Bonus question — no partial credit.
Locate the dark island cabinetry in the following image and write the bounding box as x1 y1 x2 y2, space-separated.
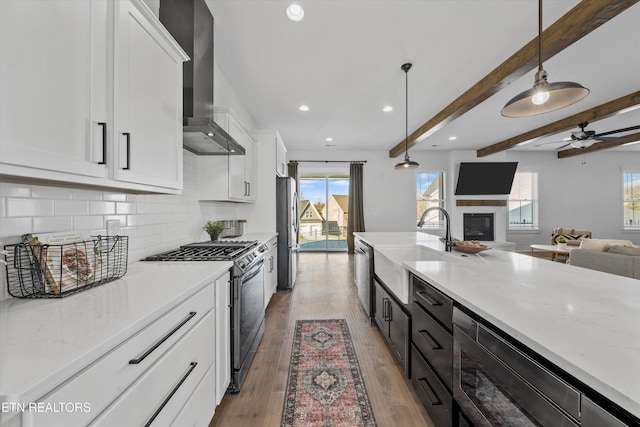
411 274 454 427
373 278 410 376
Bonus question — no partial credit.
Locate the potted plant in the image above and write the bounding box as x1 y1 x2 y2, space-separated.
204 221 224 241
556 236 568 250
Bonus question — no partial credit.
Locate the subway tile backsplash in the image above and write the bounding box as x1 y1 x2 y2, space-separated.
0 150 236 301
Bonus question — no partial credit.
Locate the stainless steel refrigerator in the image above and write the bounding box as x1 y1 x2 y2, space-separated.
276 176 299 290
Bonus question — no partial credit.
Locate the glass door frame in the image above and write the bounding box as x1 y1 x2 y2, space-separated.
298 173 349 252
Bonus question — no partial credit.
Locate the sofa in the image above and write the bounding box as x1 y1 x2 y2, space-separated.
568 239 640 279
551 227 592 246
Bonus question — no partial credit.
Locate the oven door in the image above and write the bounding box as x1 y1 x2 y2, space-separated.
234 258 265 369
453 309 578 427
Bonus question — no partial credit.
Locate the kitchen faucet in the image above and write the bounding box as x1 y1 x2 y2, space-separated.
417 207 453 252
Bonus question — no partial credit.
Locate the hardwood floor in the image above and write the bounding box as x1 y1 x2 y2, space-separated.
209 252 434 427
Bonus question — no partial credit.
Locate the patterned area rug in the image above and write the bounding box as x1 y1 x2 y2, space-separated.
282 319 376 427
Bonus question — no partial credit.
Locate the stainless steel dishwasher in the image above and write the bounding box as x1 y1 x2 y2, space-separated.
354 238 373 319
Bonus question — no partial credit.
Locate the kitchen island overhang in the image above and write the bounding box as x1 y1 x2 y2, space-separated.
355 231 640 422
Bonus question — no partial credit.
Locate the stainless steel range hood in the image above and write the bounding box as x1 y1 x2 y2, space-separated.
159 0 243 155
183 117 245 155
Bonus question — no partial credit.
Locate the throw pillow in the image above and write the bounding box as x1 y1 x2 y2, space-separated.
608 245 640 256
579 238 634 252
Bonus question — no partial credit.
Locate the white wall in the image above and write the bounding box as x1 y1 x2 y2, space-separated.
504 150 640 249
287 148 640 250
0 151 239 301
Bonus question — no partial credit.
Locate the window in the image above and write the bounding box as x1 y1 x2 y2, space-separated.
508 172 538 229
624 171 640 228
416 172 444 228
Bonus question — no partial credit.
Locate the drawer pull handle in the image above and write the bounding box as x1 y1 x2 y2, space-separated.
129 311 197 364
417 377 442 406
144 361 198 427
418 329 442 350
416 291 441 307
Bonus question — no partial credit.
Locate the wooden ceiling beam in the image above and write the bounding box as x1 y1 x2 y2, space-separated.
557 131 640 158
476 91 640 157
388 0 640 159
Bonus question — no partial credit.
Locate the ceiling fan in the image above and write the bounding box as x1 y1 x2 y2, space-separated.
535 122 640 149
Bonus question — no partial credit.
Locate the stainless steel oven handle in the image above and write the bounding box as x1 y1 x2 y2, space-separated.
241 259 265 282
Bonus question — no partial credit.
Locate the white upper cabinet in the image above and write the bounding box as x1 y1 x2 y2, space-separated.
112 0 187 190
276 133 288 177
243 136 257 202
0 0 108 180
0 0 188 193
198 107 256 203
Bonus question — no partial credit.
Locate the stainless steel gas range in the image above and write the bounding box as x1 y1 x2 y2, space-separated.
145 240 268 393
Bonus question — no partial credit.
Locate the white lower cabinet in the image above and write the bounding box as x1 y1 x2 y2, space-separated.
90 310 215 426
172 363 217 427
264 237 278 308
23 270 232 427
215 272 231 405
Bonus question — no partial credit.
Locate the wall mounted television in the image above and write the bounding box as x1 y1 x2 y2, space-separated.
454 162 518 195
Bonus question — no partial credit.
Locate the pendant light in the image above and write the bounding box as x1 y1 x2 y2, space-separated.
501 0 589 118
395 63 420 170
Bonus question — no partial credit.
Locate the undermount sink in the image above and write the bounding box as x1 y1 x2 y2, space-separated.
373 246 443 304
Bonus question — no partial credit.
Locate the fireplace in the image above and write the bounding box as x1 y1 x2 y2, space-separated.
463 213 494 241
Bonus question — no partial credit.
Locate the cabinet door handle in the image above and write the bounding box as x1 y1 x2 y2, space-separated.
144 361 198 427
129 311 197 364
269 256 274 272
247 182 251 196
418 329 442 350
417 378 442 406
97 122 107 165
122 132 131 170
386 299 392 322
416 291 441 307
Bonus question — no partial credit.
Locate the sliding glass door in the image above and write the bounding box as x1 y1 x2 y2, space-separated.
298 175 349 251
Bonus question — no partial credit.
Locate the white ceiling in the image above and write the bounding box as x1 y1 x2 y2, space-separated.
205 0 640 156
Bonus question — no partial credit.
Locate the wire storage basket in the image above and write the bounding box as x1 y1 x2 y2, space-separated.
3 236 128 298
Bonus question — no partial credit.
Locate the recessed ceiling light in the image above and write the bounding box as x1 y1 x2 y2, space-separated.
286 3 304 22
325 137 333 142
448 136 457 141
383 106 393 112
299 105 309 112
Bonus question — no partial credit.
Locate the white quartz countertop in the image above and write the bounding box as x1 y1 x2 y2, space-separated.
355 232 640 418
0 261 232 404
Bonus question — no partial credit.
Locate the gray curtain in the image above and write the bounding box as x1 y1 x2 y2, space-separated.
287 161 299 243
287 161 298 183
347 162 365 253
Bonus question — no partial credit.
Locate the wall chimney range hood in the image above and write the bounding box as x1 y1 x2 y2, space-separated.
159 0 243 155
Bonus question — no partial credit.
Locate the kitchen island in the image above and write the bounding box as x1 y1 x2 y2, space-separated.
355 232 640 425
